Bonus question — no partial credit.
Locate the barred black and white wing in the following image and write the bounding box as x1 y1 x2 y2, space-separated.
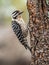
12 21 31 51
12 21 32 52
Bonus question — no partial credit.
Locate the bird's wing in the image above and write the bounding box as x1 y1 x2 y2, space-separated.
12 21 28 49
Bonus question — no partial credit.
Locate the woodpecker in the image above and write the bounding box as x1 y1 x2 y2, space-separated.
11 10 32 52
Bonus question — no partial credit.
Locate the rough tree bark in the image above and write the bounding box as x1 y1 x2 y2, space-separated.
27 0 49 65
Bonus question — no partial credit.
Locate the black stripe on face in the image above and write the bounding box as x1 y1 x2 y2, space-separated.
12 10 19 19
12 10 19 14
12 14 18 19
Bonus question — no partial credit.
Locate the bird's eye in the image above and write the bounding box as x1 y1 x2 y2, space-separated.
16 11 19 13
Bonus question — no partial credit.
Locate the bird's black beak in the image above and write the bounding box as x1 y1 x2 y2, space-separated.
12 11 24 19
18 11 24 15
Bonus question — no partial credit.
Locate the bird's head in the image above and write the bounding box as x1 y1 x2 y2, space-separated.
12 10 23 19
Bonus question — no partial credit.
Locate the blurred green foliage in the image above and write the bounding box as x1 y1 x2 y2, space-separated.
0 0 29 25
46 0 49 5
0 0 49 26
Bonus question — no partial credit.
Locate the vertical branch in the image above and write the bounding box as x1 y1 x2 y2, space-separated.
27 0 49 65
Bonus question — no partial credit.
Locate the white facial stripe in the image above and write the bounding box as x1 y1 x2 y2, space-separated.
12 12 19 18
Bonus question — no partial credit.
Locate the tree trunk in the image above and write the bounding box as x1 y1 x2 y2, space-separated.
27 0 49 65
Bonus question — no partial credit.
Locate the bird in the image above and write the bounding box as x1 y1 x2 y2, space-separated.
11 10 32 52
0 10 32 65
